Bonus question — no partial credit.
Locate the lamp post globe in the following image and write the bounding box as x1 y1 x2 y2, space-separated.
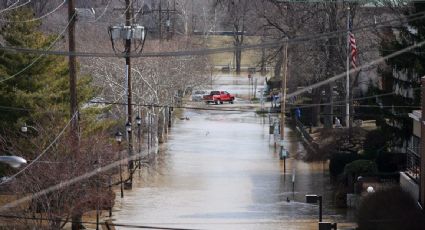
125 122 132 133
136 115 142 126
20 125 28 133
367 186 375 193
115 131 123 143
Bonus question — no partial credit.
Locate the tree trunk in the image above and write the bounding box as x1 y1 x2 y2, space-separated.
71 215 82 230
157 110 165 143
274 46 284 79
235 44 242 74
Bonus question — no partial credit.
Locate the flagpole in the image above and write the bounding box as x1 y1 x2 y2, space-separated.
346 7 350 127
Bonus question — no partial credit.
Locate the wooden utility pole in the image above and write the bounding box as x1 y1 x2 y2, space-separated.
68 2 81 229
68 0 78 141
125 0 134 185
159 0 162 41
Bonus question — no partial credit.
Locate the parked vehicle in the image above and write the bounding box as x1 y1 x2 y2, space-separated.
203 91 235 104
191 90 208 102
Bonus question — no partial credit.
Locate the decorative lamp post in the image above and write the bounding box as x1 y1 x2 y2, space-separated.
136 115 142 126
136 114 142 169
115 131 124 198
125 122 132 133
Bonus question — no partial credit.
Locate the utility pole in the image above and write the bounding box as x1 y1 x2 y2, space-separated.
68 1 80 229
125 0 134 186
346 7 350 128
68 0 78 143
280 40 288 171
110 0 145 191
166 1 170 41
159 0 162 41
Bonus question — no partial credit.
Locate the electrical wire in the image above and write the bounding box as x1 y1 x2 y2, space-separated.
288 87 422 109
0 12 76 84
87 86 422 112
89 0 112 23
0 0 19 14
0 111 78 186
0 105 32 111
0 0 31 15
0 91 418 212
118 0 133 19
0 84 421 113
0 0 66 23
0 143 139 212
0 9 424 58
0 214 202 230
286 39 425 99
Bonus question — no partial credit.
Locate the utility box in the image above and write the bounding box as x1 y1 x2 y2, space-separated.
306 194 318 203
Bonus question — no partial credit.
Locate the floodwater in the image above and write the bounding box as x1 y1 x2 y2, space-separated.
112 74 354 230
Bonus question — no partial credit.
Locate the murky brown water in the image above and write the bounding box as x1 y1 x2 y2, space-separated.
112 75 354 230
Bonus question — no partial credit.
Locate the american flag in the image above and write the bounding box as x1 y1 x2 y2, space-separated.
349 19 357 69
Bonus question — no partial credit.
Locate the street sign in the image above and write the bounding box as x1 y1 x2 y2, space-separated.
280 147 288 159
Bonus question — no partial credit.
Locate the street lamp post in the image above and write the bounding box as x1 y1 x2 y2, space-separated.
0 156 27 168
124 122 133 188
115 131 124 198
136 114 142 169
306 194 323 222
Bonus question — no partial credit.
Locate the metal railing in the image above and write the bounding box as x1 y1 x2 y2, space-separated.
405 149 421 183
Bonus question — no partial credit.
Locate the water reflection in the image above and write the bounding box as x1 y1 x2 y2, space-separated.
113 75 353 230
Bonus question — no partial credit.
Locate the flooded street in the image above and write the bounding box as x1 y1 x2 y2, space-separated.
113 75 354 230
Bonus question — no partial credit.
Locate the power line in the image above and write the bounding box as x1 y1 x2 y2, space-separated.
89 87 420 112
0 85 420 113
0 0 19 14
0 105 32 111
0 0 66 23
0 214 202 230
288 87 422 109
0 91 419 212
0 111 78 186
0 9 424 59
0 11 76 84
89 0 112 23
0 0 31 15
286 39 425 99
88 100 261 113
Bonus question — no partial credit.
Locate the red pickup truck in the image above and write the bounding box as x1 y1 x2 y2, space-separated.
203 91 235 104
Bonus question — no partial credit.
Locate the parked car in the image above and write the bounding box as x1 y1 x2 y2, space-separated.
203 91 235 104
191 90 208 101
